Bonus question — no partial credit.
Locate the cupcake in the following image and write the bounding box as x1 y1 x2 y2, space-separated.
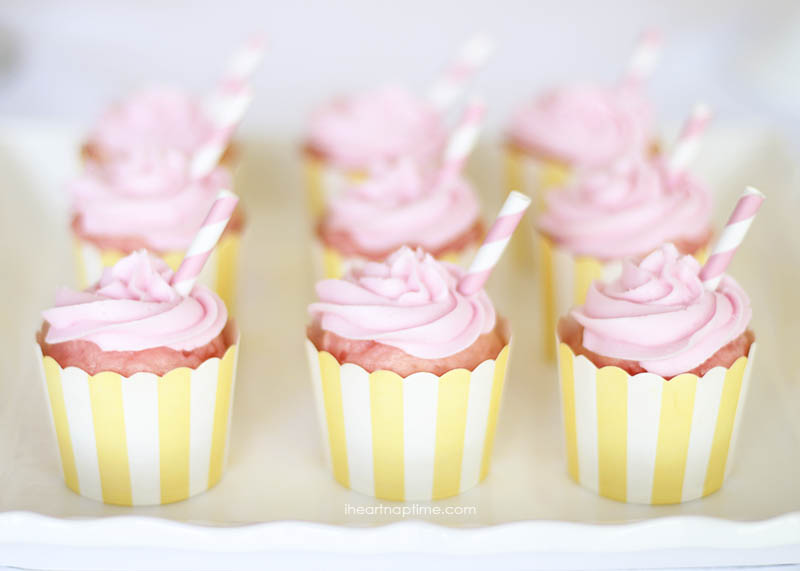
303 86 448 219
81 87 238 167
37 251 239 505
306 247 510 500
68 150 244 310
536 155 712 357
314 159 483 278
556 244 755 504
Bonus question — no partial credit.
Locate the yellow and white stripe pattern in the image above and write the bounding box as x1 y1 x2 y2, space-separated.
311 239 477 281
557 342 755 504
538 237 709 360
73 232 241 312
37 343 239 506
303 155 366 221
306 340 510 501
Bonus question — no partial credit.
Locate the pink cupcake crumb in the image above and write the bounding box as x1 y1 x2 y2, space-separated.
558 315 754 379
38 322 237 377
308 319 509 377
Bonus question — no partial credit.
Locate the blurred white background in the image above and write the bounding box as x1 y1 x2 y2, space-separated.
0 0 799 145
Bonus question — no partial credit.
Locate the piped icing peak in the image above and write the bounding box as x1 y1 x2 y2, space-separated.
85 87 217 160
306 86 446 169
508 84 653 167
69 149 233 253
42 251 227 352
321 159 480 256
572 244 751 376
308 247 496 359
537 155 711 260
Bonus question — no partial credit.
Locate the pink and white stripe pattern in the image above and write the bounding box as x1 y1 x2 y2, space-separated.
458 191 532 296
428 34 494 111
699 186 765 290
192 37 265 178
623 29 663 85
437 99 486 185
668 103 712 172
172 189 240 296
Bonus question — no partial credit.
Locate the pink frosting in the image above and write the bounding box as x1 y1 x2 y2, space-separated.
308 247 496 359
323 160 480 255
69 150 232 253
572 244 751 377
42 251 227 352
537 156 711 260
85 87 217 160
306 86 446 170
508 84 653 167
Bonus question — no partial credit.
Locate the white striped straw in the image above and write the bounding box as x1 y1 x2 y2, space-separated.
171 189 240 297
458 191 532 296
428 33 494 111
623 29 663 85
437 98 486 186
699 186 765 291
668 103 712 173
192 37 265 178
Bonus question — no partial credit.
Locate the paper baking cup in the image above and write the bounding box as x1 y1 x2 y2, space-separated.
303 154 365 220
37 342 239 506
306 339 511 501
556 341 755 504
310 238 477 280
538 237 709 360
73 231 241 312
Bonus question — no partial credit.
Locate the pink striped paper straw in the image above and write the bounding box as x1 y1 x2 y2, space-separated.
437 98 486 185
458 191 532 296
428 34 494 111
668 103 712 172
192 37 265 178
622 29 663 85
699 186 765 291
172 189 240 296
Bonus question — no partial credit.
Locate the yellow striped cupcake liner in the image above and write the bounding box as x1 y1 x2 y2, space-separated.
73 232 241 312
556 341 755 504
311 239 477 280
37 341 239 506
303 154 366 221
538 237 709 360
306 339 511 501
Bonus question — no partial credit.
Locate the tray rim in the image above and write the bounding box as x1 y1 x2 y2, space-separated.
1 510 799 554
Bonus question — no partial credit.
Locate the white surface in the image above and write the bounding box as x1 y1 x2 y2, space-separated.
0 121 798 568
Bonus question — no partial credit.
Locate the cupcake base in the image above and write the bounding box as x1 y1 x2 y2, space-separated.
556 336 755 504
306 338 511 501
37 335 240 506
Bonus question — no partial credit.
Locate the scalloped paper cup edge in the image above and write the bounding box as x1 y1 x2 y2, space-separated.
306 338 511 501
556 338 756 504
36 338 240 506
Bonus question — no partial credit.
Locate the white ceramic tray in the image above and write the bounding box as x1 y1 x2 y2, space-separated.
0 120 798 569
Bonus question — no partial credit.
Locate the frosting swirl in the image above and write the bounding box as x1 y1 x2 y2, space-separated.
69 150 233 253
85 87 217 161
321 160 480 256
306 86 446 169
508 84 653 167
42 251 227 352
538 156 711 260
308 247 496 359
572 244 751 377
